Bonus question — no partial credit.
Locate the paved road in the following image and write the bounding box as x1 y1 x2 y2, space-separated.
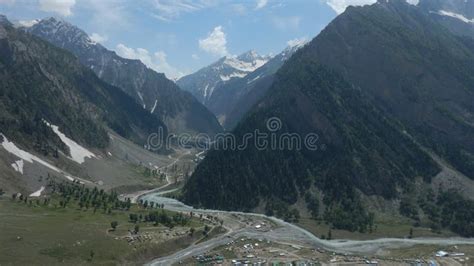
141 193 474 265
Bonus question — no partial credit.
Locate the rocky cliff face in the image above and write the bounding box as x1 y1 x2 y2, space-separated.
26 17 222 136
177 50 271 104
0 16 164 153
206 41 307 129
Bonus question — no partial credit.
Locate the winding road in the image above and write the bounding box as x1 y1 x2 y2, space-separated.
140 192 474 265
119 150 191 203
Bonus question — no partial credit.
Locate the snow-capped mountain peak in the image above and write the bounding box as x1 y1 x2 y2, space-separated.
26 17 100 49
279 39 309 61
177 50 272 102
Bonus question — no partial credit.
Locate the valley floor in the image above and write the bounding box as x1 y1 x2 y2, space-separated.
0 197 224 265
2 134 474 265
139 192 474 266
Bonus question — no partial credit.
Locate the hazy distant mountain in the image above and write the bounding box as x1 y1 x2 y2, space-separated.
176 51 271 105
184 0 474 235
25 17 222 136
419 0 474 38
207 41 307 129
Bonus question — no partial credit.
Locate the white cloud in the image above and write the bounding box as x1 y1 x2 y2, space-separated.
89 33 108 44
325 0 375 14
255 0 268 10
17 19 40 27
199 25 229 57
325 0 419 14
115 44 184 79
272 16 301 31
192 54 200 60
39 0 76 17
151 0 216 21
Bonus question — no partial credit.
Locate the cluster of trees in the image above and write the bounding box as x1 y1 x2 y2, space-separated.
11 192 52 206
138 199 164 209
399 188 474 237
320 229 332 240
440 144 474 180
264 198 300 223
437 191 474 237
305 192 320 219
48 179 131 213
129 210 190 228
139 164 164 180
183 62 438 235
323 202 375 233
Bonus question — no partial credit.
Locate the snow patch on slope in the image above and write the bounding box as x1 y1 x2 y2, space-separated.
11 159 24 174
224 56 268 73
247 75 262 84
1 134 62 173
137 91 146 109
44 121 96 164
30 186 45 197
220 72 247 81
151 100 158 114
1 134 93 184
438 10 474 23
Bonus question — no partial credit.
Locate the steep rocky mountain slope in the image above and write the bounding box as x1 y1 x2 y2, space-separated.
0 15 180 194
419 0 474 38
26 17 222 136
0 16 163 153
176 51 271 105
183 0 474 233
307 0 474 179
207 42 307 129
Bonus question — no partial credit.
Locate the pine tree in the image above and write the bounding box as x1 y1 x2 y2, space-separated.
111 221 118 231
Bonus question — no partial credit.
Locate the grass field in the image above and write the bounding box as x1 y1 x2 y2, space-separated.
0 197 209 265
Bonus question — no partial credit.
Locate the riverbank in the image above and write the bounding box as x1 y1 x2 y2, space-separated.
139 192 474 265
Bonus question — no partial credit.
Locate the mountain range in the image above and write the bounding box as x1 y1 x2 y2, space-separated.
1 0 474 238
177 42 306 128
0 15 163 155
183 0 474 235
24 17 222 136
208 41 307 129
176 51 270 112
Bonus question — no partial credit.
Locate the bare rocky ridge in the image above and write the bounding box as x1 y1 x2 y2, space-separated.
177 50 271 105
26 18 222 136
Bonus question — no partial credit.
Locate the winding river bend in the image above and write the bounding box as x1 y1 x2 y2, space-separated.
140 192 474 265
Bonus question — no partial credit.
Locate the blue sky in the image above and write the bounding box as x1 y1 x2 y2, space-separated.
0 0 382 79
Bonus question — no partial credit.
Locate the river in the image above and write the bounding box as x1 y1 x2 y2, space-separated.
140 192 474 265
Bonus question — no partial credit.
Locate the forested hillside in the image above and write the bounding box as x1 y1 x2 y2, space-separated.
0 16 164 156
183 0 474 234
